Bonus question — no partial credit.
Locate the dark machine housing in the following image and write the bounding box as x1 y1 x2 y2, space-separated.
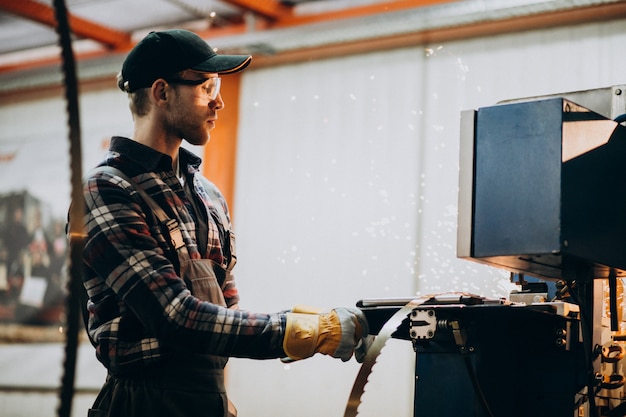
457 93 626 280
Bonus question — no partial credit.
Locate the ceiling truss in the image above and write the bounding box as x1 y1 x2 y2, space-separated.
0 0 625 77
0 0 456 73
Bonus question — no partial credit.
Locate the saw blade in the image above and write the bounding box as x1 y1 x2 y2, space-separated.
344 296 432 417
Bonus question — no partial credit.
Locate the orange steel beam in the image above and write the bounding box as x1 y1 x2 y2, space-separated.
0 0 131 49
220 0 455 27
221 0 293 20
250 1 626 68
272 0 458 28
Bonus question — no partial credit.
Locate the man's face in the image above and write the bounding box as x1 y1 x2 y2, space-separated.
164 71 224 146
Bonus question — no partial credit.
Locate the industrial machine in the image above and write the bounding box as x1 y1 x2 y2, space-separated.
357 85 626 417
455 85 626 417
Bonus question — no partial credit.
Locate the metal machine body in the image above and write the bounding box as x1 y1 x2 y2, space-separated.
358 295 587 417
410 300 584 417
451 84 626 416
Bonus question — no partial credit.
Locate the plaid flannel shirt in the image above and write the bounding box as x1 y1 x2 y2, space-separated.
82 136 285 374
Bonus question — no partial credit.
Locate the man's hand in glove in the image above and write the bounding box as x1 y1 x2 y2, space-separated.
283 305 371 362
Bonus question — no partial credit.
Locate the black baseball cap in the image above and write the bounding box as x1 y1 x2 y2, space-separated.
119 29 252 93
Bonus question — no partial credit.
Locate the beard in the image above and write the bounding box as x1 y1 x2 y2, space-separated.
165 94 213 146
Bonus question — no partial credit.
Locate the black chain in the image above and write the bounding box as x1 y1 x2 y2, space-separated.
52 1 84 417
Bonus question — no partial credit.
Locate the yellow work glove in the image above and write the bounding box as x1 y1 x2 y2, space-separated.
283 305 370 362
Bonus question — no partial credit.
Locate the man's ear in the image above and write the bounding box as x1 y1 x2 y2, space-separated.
151 79 169 103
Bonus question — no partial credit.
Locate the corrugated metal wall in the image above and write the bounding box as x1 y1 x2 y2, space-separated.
0 15 625 417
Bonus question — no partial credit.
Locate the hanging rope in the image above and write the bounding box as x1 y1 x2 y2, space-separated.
52 1 84 416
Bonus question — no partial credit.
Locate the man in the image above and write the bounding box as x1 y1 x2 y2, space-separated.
79 29 369 417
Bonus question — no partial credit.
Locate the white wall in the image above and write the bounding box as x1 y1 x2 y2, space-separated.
0 16 625 417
